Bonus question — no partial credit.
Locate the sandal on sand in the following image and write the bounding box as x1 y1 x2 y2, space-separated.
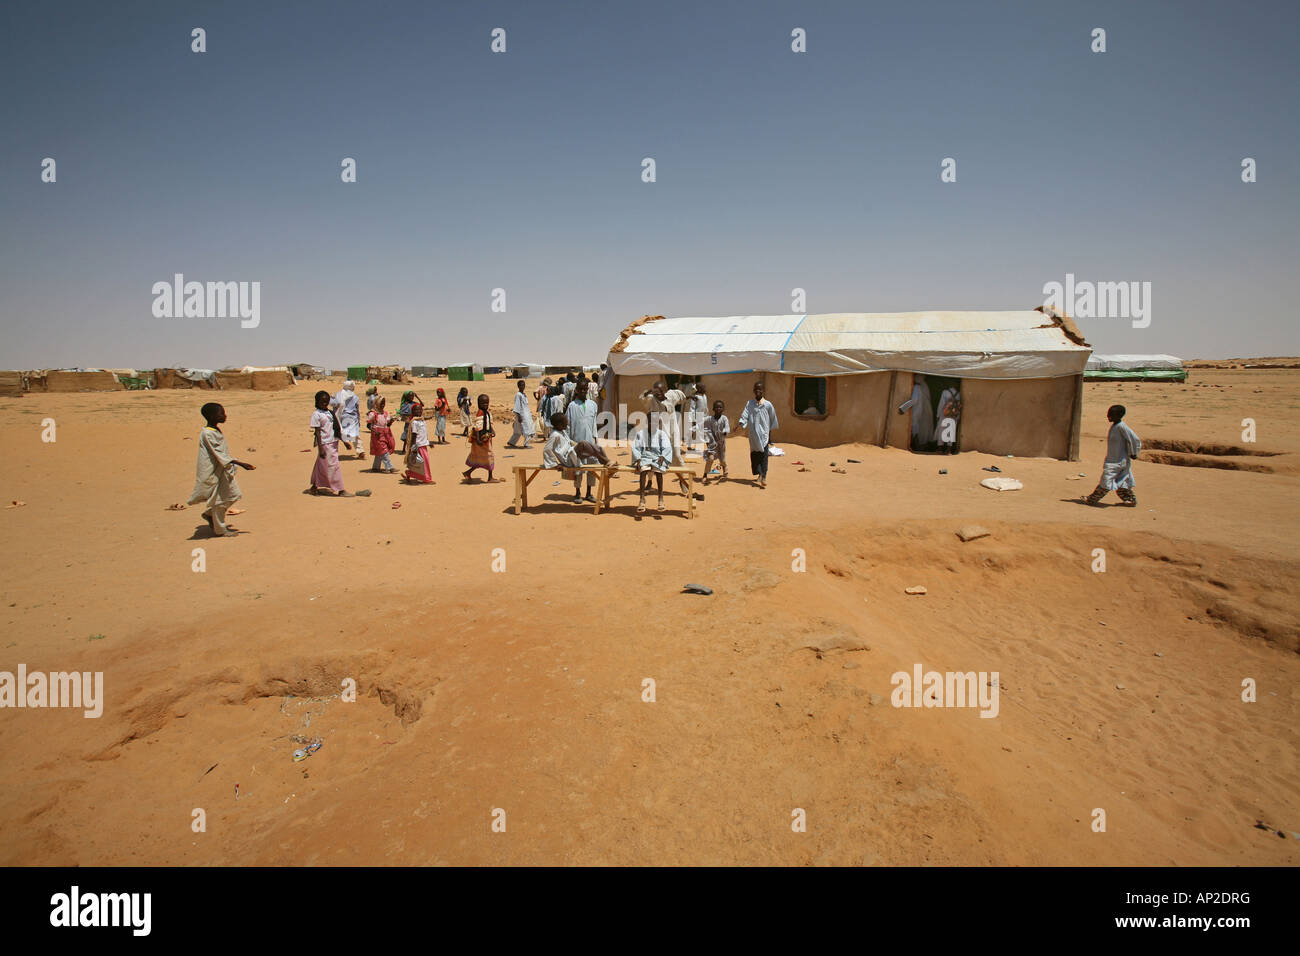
657 502 666 512
637 503 646 514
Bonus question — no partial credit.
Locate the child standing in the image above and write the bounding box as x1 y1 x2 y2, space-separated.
433 388 450 444
309 390 350 496
402 403 435 484
1085 404 1142 506
187 402 255 536
456 387 473 437
701 399 730 483
631 412 672 513
367 395 397 473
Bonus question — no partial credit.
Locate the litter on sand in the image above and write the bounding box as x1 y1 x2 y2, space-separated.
292 737 323 762
905 586 928 595
982 465 1001 473
355 489 372 497
939 469 948 475
831 467 847 474
847 458 862 464
956 525 991 542
769 447 784 456
980 477 1023 492
166 503 186 511
391 501 402 509
681 583 713 595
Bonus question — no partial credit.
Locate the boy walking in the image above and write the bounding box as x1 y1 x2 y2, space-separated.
738 380 779 488
1085 405 1142 506
188 403 255 536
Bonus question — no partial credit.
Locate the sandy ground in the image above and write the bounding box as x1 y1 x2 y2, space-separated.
0 369 1297 865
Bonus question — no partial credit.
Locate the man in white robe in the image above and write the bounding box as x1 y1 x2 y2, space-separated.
898 374 934 450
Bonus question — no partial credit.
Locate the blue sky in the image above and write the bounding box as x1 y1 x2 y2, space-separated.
1 0 1296 369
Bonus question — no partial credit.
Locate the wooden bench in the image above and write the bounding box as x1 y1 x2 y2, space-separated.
512 463 696 518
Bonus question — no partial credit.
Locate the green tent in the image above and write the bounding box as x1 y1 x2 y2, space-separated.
447 364 484 381
346 365 368 381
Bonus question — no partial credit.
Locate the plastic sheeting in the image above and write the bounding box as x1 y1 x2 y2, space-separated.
1085 354 1183 372
608 312 1091 380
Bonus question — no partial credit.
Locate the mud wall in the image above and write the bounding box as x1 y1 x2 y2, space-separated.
960 376 1077 459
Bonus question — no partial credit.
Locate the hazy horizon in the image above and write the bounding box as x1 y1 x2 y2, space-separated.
2 0 1297 370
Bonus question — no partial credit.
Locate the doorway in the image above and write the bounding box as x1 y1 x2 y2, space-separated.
907 374 962 453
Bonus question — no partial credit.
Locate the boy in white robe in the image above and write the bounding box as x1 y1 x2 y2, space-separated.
507 380 536 448
1085 405 1142 506
738 381 779 488
631 412 673 512
640 381 690 492
543 410 609 504
187 403 255 536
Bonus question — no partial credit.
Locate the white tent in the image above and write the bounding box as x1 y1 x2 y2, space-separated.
1086 354 1183 371
609 311 1089 380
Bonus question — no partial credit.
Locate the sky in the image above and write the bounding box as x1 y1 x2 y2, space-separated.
1 0 1297 370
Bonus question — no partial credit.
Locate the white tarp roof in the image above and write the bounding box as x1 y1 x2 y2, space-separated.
1086 354 1183 371
609 312 1091 380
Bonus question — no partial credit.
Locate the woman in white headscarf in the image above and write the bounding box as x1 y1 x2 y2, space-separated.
331 380 364 459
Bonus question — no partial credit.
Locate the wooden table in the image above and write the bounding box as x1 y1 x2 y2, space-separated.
512 463 696 518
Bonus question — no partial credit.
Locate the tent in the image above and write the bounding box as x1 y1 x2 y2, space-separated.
447 363 484 381
154 368 218 389
367 365 410 384
289 363 324 380
605 309 1092 459
1085 354 1186 382
507 363 546 379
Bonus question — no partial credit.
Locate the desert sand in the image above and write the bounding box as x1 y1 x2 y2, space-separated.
0 368 1297 865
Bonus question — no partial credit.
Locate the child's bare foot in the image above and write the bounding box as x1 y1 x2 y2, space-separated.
758 478 766 488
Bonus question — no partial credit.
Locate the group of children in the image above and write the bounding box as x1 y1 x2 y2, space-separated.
187 381 1145 534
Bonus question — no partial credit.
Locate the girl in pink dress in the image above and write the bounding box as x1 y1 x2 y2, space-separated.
309 390 349 495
